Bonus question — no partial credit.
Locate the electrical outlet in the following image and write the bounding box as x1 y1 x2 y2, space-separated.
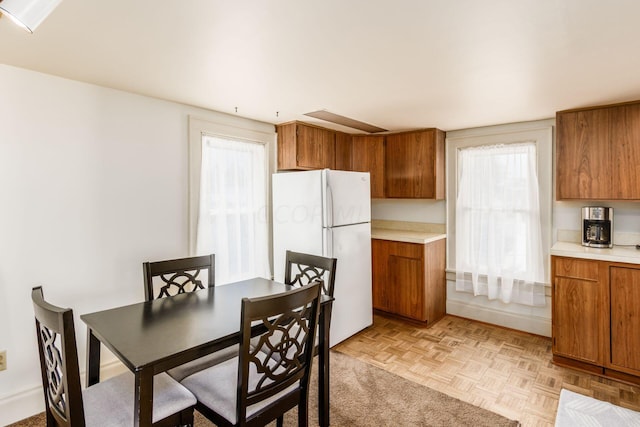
0 350 6 371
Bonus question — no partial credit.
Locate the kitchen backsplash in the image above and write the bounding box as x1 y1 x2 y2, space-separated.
372 219 446 234
557 229 640 247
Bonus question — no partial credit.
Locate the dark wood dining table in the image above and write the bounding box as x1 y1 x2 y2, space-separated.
81 277 334 427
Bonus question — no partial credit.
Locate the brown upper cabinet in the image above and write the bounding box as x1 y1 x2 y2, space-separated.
334 131 352 171
556 101 640 200
385 129 445 199
351 135 386 198
276 121 446 200
276 121 335 170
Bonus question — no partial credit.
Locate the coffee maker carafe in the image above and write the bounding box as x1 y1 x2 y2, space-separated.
581 207 613 248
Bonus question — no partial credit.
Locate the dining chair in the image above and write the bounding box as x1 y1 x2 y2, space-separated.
143 253 216 301
31 286 196 427
142 253 237 382
284 250 337 355
284 250 337 299
180 281 323 427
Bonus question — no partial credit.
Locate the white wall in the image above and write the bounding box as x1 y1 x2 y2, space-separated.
372 199 446 223
555 200 640 237
0 64 274 425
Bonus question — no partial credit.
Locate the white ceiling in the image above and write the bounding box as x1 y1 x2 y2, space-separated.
2 0 640 133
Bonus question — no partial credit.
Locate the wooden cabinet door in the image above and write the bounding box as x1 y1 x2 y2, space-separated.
296 123 335 170
385 129 445 199
352 135 385 198
334 131 352 171
553 276 601 363
556 108 611 200
373 240 425 321
372 239 389 311
277 122 336 170
609 266 640 374
424 238 446 324
610 104 640 199
387 253 424 320
552 257 602 364
277 122 298 170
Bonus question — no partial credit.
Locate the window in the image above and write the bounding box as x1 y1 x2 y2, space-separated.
189 116 275 284
446 121 552 306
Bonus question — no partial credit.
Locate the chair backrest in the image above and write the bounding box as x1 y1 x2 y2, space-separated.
237 282 322 424
284 250 337 298
143 254 215 301
31 286 85 427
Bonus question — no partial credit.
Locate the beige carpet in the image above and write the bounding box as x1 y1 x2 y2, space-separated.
10 351 519 426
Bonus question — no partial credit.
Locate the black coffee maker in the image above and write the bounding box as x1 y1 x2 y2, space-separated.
581 207 613 248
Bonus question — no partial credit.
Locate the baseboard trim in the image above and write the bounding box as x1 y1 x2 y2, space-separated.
0 360 127 426
447 299 552 337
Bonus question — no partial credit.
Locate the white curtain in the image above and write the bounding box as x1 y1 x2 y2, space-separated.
196 135 270 285
455 142 545 306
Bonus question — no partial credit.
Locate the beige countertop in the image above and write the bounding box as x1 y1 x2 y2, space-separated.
371 228 446 244
551 241 640 265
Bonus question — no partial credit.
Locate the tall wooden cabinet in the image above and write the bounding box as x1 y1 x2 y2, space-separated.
351 135 386 198
385 129 445 199
556 101 640 200
552 255 640 383
276 121 335 170
372 238 446 324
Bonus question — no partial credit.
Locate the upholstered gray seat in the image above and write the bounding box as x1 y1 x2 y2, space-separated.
181 355 298 425
166 344 239 382
83 371 196 426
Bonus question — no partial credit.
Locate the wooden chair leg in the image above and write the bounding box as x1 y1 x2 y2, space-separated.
181 407 194 427
298 399 309 427
277 415 284 427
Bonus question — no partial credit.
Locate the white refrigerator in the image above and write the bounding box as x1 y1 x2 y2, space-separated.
272 169 373 347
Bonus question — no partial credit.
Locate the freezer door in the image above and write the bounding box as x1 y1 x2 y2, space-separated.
323 222 372 347
272 171 324 282
323 170 371 228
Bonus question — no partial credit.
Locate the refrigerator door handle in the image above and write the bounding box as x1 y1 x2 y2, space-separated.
322 228 333 258
327 184 334 228
323 170 334 228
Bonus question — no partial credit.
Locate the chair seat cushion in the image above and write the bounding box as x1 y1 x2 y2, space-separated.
167 344 239 381
82 372 196 426
181 356 298 425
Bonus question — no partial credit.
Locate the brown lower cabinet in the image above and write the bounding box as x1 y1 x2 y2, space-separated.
372 238 446 324
552 255 640 383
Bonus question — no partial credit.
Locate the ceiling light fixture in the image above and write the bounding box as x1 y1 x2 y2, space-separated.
304 110 387 133
0 0 62 33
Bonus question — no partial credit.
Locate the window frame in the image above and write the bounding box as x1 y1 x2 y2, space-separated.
445 120 553 285
188 116 276 258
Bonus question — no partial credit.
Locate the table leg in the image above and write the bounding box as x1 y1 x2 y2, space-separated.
318 302 333 427
86 329 101 387
134 369 154 427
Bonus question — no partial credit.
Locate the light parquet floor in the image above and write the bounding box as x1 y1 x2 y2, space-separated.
333 314 640 426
